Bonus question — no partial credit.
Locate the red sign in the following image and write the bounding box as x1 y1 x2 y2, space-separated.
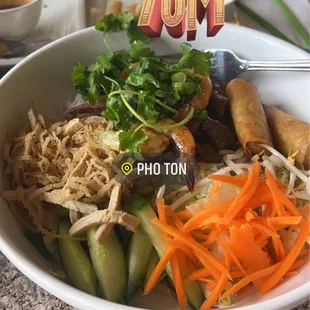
138 0 225 41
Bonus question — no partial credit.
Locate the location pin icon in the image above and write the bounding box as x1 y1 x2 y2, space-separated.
121 162 133 176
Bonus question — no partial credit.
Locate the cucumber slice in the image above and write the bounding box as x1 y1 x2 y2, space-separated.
87 228 127 302
145 248 159 286
125 227 153 303
58 220 97 295
127 194 205 310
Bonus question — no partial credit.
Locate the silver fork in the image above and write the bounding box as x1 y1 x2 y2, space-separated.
163 49 310 82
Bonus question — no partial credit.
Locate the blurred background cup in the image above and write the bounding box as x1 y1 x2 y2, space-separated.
86 0 142 26
0 0 43 41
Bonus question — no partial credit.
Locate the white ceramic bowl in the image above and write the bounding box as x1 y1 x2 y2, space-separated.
0 0 42 40
0 23 309 310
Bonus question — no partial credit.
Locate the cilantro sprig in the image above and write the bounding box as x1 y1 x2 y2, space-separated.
70 13 212 154
119 128 148 154
95 12 151 45
178 43 212 75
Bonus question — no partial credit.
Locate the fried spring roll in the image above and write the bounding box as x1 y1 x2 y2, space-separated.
264 106 310 169
226 78 273 156
105 1 122 15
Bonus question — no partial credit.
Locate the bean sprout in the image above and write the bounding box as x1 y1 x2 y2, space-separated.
286 172 297 195
156 184 166 200
261 144 310 193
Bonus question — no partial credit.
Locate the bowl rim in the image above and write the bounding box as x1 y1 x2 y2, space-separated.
0 23 309 310
0 0 41 14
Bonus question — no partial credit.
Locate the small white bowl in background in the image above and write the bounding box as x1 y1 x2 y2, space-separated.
0 0 43 41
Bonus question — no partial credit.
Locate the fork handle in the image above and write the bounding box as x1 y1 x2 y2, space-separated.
246 59 310 72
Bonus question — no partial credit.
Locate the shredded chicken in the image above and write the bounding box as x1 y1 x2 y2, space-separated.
95 183 123 243
2 109 118 239
44 190 98 214
69 210 140 237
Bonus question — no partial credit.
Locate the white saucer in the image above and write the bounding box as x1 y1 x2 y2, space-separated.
0 0 86 67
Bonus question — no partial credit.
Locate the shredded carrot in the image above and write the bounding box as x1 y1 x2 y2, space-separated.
247 194 273 210
148 164 309 310
250 221 279 238
223 257 309 299
266 218 286 261
184 268 211 282
224 163 261 223
176 251 185 271
177 209 193 220
198 215 226 229
268 222 283 255
230 224 271 272
266 169 287 216
256 216 303 247
166 239 197 263
270 202 277 217
272 236 281 262
214 223 227 232
217 239 247 276
204 228 220 245
276 237 286 262
279 194 301 217
157 199 166 221
261 218 310 294
268 216 302 226
195 252 222 281
152 218 232 279
231 269 245 279
144 246 175 294
200 258 230 310
201 276 227 307
222 263 279 298
266 170 301 216
182 204 228 233
206 280 217 291
170 250 187 309
185 264 244 282
191 231 209 241
166 206 184 230
235 284 250 296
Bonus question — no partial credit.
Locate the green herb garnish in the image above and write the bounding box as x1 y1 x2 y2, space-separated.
119 128 148 153
178 43 212 74
70 13 212 153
